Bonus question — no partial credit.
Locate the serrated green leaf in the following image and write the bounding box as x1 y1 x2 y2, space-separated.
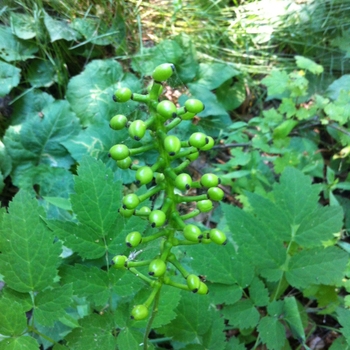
261 70 289 98
0 297 27 336
1 287 32 312
44 11 78 42
0 190 62 292
295 56 324 75
0 60 21 96
10 12 37 39
43 196 72 211
116 327 143 349
329 336 350 350
158 291 212 343
283 297 305 342
278 98 297 118
65 313 117 350
66 59 141 126
267 300 284 317
0 26 38 62
208 283 242 306
153 285 182 328
222 299 260 330
4 100 79 172
34 284 73 327
202 313 226 350
0 336 39 350
249 277 269 307
257 316 286 350
337 307 350 345
222 203 286 281
225 337 247 350
181 240 254 287
286 246 348 288
326 75 350 100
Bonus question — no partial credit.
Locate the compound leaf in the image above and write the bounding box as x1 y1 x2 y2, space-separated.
0 190 62 293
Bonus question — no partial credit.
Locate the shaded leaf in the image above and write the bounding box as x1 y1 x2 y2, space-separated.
0 60 21 96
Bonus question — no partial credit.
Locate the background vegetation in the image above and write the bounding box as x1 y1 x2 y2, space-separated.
0 0 350 349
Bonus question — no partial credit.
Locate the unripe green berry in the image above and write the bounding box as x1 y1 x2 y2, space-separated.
207 187 224 201
119 207 134 217
189 132 208 149
187 274 201 293
197 281 209 295
109 144 130 161
152 63 175 82
175 173 192 191
131 304 149 320
209 228 227 245
113 87 132 102
185 99 205 114
117 157 132 169
183 224 202 242
111 255 127 269
139 206 151 215
157 100 178 119
136 166 154 185
187 151 199 161
155 173 165 184
149 210 166 228
200 173 220 188
125 231 142 248
200 136 215 151
164 135 181 156
197 199 213 213
110 114 127 130
129 120 147 141
148 259 167 277
122 194 140 209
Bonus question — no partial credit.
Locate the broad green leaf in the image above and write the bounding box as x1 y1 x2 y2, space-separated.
182 240 254 286
222 203 286 280
60 265 111 307
0 190 62 292
201 314 226 350
4 100 80 170
222 299 260 330
43 196 72 211
0 336 39 350
257 316 286 350
249 277 269 307
27 59 57 87
216 78 246 111
261 70 289 98
208 283 242 306
116 327 143 350
295 56 324 75
193 63 240 90
286 246 348 289
0 60 21 96
337 307 350 345
10 12 37 39
65 313 117 350
0 297 27 336
66 59 141 126
329 336 350 350
225 337 247 350
34 284 73 327
158 291 212 343
10 89 55 125
283 297 305 342
0 26 38 62
278 98 297 118
327 75 350 100
153 285 182 328
44 12 78 42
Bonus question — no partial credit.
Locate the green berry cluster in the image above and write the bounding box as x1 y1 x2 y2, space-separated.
109 63 226 321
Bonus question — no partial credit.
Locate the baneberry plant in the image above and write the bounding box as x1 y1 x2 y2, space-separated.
108 63 226 336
